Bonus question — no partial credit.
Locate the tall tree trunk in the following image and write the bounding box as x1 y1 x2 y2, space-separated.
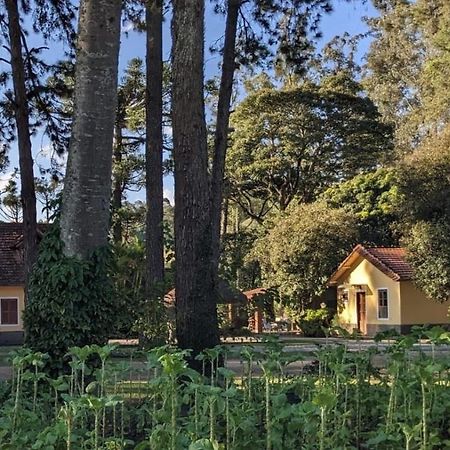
210 0 240 274
145 0 165 292
60 0 122 258
5 0 37 285
172 0 220 357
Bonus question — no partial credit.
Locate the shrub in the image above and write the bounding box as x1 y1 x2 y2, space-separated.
296 308 334 337
253 202 358 311
24 225 119 371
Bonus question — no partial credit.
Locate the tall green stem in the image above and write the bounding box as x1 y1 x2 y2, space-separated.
421 381 427 449
265 375 271 450
66 408 72 450
209 397 216 442
94 411 99 450
12 366 22 433
319 407 326 450
81 362 85 394
194 387 199 440
171 375 177 450
33 364 38 412
226 378 230 450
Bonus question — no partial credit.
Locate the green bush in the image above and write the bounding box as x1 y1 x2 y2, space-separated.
24 225 119 370
296 308 333 337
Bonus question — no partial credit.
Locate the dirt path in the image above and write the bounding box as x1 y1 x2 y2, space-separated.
0 338 448 381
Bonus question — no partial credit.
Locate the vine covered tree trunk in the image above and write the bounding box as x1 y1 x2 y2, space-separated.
145 0 165 292
5 0 37 285
60 0 122 258
210 0 240 275
172 0 220 357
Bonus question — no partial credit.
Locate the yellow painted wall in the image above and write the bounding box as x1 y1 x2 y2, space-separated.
0 286 25 332
336 256 401 327
400 281 450 325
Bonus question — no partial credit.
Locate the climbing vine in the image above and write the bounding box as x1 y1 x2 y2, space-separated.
24 224 119 370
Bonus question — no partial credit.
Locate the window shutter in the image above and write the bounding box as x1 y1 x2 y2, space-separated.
1 298 18 325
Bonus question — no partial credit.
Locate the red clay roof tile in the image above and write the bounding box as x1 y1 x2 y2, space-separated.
0 223 26 286
361 247 413 281
329 244 414 284
0 222 47 286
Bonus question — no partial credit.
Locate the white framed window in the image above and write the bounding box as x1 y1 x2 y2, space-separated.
377 289 389 320
0 298 19 325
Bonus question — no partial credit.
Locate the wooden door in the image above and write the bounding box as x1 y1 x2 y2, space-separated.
356 292 367 335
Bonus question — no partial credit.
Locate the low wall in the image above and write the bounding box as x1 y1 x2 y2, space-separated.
0 331 24 345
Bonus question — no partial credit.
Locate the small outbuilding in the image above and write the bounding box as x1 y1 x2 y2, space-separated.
0 223 48 344
329 245 450 336
164 279 247 341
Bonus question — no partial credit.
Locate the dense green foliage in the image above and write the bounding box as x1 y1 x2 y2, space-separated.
253 202 358 310
295 307 333 337
1 332 450 449
403 220 450 303
110 198 174 342
397 127 450 303
227 78 392 216
219 0 450 312
220 228 262 290
321 168 400 246
364 0 450 151
113 236 146 337
24 226 119 367
397 128 450 224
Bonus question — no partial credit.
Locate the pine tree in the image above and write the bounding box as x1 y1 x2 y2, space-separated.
4 0 37 284
172 0 220 359
145 0 165 293
60 0 122 258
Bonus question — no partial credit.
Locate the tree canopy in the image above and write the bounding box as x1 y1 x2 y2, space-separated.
227 75 392 218
397 125 450 302
252 202 358 310
397 126 450 224
403 220 450 304
321 168 400 246
364 0 450 152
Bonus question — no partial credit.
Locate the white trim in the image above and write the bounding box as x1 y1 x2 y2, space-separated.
0 297 20 326
377 288 389 320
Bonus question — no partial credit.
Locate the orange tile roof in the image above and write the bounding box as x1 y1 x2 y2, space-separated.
361 246 413 281
329 245 414 284
0 222 48 285
243 288 267 300
0 223 25 286
164 280 247 307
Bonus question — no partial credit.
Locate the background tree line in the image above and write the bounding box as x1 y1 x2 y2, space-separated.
225 0 450 316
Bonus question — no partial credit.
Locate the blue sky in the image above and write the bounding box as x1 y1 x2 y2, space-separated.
118 1 378 84
1 0 378 213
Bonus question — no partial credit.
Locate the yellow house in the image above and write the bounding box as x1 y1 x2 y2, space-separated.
0 223 29 344
329 245 450 336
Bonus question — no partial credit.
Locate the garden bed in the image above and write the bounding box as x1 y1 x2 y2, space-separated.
0 332 449 449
